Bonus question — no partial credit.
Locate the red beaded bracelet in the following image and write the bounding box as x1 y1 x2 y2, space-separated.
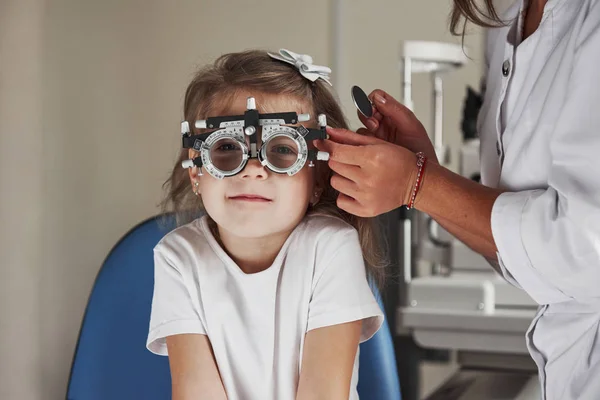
406 152 427 210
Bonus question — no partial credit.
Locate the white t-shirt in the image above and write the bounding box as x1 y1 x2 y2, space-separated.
146 214 383 400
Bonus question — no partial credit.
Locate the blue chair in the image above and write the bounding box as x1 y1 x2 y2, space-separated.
66 214 401 399
358 287 402 400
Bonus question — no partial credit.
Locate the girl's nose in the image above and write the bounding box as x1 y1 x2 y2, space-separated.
240 158 268 180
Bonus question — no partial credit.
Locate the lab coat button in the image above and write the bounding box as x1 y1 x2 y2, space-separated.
502 60 511 76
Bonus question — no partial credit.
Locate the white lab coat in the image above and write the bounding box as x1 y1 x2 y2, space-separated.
477 0 600 398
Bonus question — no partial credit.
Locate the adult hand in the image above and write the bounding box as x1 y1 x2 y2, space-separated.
314 127 418 217
356 89 439 164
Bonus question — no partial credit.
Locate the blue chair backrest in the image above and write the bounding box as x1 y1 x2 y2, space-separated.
67 214 401 399
66 215 175 400
358 286 402 399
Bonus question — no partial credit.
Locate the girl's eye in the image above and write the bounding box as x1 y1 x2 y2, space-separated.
216 143 237 151
272 146 296 155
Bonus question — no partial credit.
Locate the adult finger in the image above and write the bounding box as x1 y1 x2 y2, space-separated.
355 127 389 143
328 159 363 182
313 126 370 149
336 193 368 218
357 110 380 132
318 140 364 165
369 89 415 127
373 110 383 121
356 107 383 124
326 127 381 146
330 173 360 199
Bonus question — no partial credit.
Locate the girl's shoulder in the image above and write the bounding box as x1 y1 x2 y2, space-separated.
302 213 355 232
154 215 210 260
296 214 359 246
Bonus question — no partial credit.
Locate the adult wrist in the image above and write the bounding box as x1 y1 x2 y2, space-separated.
405 152 427 209
413 158 439 211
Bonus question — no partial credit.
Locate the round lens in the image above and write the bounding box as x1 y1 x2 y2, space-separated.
209 138 244 172
265 135 299 170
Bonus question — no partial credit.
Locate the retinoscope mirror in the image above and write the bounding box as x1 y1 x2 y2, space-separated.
351 85 373 118
180 97 330 179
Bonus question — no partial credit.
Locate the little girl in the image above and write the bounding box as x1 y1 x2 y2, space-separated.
146 49 386 400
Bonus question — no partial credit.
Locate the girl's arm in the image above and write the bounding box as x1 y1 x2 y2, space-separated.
296 321 362 400
166 334 227 400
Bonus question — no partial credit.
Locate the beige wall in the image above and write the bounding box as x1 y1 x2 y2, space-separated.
0 0 44 399
0 1 484 399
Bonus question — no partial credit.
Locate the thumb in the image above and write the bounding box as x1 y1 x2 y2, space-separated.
357 109 380 132
370 89 415 126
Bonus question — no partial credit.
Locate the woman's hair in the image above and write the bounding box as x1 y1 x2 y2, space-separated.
450 0 507 36
161 49 387 287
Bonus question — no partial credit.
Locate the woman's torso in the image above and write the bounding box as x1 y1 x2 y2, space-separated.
477 1 600 398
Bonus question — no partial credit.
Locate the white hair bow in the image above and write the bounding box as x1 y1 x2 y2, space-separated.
267 49 332 86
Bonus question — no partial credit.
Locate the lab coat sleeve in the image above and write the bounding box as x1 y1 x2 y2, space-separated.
491 12 600 305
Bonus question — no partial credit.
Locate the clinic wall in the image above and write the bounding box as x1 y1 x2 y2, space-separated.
0 0 484 399
0 0 44 399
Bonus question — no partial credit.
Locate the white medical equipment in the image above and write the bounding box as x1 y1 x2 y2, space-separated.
395 40 541 400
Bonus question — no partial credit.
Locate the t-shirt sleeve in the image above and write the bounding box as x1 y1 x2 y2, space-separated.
306 229 383 342
146 247 206 356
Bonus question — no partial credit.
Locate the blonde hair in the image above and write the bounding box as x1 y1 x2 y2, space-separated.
161 49 387 287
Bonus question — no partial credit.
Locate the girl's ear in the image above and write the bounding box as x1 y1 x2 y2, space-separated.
187 150 202 195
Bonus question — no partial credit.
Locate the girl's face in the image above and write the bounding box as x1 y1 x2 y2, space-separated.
189 91 321 239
